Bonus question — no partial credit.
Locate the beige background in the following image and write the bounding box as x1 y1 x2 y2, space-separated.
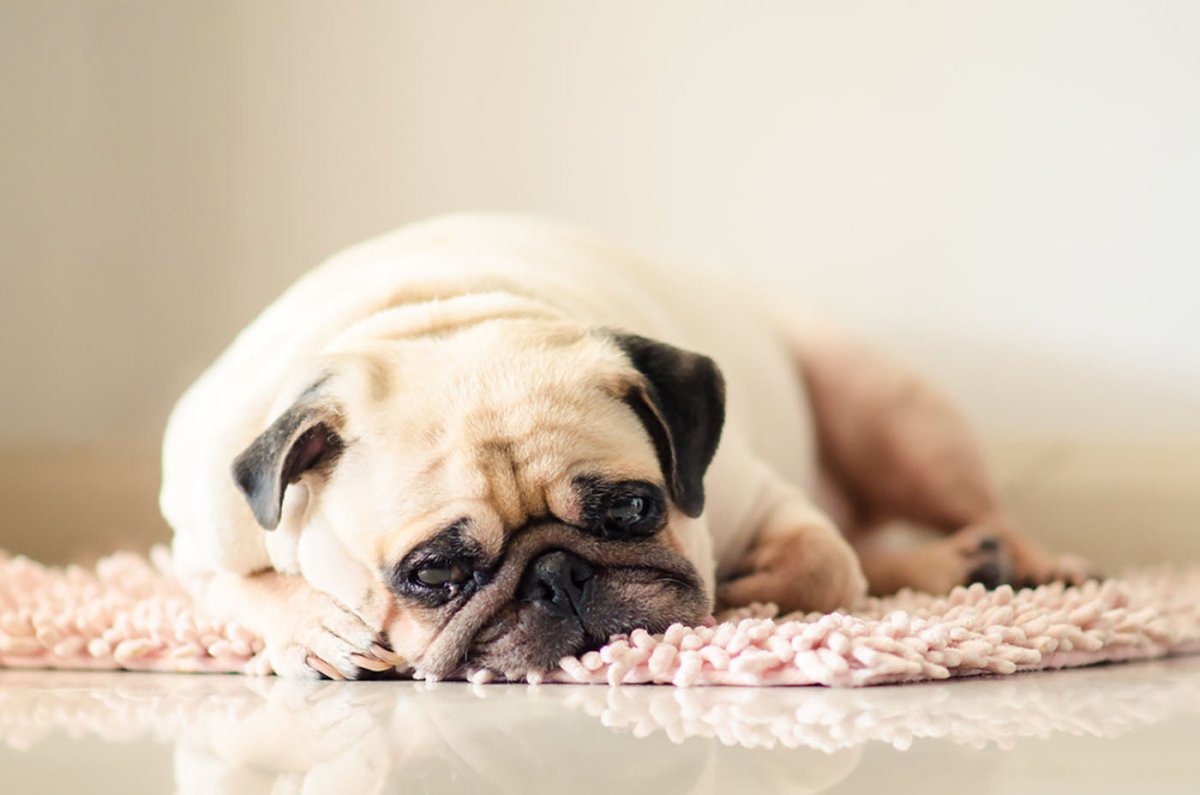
2 1 1198 566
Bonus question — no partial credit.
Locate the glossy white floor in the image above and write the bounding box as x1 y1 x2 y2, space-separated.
1 656 1197 794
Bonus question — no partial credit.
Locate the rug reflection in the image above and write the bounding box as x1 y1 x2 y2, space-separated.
1 657 1199 794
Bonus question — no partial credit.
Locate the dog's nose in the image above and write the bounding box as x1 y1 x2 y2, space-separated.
519 550 595 617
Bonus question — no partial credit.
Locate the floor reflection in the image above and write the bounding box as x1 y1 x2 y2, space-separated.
1 657 1198 794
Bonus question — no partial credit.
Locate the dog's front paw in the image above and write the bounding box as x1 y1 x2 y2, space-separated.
717 523 868 615
260 584 402 680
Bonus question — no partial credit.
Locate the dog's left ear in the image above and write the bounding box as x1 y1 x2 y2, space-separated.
610 332 726 517
231 386 344 531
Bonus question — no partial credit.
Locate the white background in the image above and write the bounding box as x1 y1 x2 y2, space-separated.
4 0 1198 451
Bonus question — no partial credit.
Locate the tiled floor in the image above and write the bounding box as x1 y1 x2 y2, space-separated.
1 657 1197 793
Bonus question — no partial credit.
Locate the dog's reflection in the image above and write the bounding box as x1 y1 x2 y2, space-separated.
168 678 859 794
2 659 1200 794
172 678 393 794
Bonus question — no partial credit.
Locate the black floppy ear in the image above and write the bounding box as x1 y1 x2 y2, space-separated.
610 332 726 517
231 391 344 531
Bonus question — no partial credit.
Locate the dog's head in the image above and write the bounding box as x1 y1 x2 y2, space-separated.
231 315 724 679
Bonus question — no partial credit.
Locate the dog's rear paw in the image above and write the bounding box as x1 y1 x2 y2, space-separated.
1012 552 1100 590
960 523 1099 590
858 524 1095 596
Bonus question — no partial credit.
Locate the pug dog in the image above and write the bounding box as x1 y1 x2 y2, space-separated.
160 214 1090 680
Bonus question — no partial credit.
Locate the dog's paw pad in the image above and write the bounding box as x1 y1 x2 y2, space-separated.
966 560 1004 590
961 535 1013 590
976 535 1001 554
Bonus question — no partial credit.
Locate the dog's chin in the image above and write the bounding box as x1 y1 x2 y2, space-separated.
460 569 708 681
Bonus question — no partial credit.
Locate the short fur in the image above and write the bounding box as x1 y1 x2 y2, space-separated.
161 214 1089 679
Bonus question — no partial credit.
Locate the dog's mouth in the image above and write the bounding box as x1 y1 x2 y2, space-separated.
405 526 708 681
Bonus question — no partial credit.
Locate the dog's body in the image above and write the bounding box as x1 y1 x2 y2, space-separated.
162 214 1087 679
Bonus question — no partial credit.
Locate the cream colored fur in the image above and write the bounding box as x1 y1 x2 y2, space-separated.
162 213 1083 679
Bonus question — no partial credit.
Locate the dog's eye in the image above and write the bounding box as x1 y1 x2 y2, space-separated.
414 567 453 587
412 563 467 589
604 495 653 535
577 478 665 538
606 496 645 528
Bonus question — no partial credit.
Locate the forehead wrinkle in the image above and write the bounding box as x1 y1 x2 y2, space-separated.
432 379 652 532
375 508 451 565
468 432 563 530
415 448 449 482
478 439 523 528
411 458 507 561
382 505 506 567
473 520 506 560
463 386 591 432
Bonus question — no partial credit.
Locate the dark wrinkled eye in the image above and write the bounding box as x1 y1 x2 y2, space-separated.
605 496 646 531
603 489 665 536
575 477 666 538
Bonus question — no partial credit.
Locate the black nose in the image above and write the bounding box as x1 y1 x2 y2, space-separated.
519 550 595 617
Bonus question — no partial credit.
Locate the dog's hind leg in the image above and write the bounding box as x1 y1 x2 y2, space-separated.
779 316 1093 594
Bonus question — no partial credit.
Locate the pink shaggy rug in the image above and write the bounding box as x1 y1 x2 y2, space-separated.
2 547 1198 687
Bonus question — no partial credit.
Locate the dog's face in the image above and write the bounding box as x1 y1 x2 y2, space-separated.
231 318 724 679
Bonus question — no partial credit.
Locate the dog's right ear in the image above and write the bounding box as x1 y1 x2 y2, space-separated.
231 388 344 531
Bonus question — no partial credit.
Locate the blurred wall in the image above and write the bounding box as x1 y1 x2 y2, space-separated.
2 1 1198 562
